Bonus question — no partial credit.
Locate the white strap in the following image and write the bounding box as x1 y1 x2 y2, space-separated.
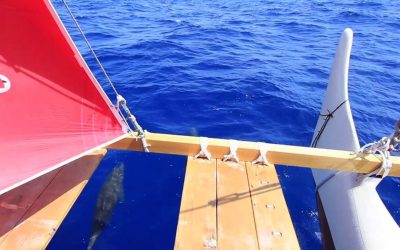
366 150 392 178
358 136 393 178
252 142 270 165
194 137 211 160
223 140 239 163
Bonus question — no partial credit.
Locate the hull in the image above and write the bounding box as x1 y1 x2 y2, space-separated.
312 29 400 249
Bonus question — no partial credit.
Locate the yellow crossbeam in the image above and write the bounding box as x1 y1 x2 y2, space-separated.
108 133 400 177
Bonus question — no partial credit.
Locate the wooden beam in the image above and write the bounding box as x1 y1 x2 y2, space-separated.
108 133 400 177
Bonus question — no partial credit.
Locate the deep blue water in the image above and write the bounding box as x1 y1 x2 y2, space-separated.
48 0 400 249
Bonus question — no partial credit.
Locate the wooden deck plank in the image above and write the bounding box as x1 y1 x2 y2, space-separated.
217 160 258 250
108 133 400 177
0 149 107 250
0 170 61 245
174 157 217 250
246 163 300 250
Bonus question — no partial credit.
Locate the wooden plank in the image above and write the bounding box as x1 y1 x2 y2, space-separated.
246 163 300 250
108 133 400 177
0 149 107 250
0 169 61 245
217 160 258 250
175 157 217 250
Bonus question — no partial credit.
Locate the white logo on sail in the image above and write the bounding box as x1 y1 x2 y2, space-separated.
0 75 11 94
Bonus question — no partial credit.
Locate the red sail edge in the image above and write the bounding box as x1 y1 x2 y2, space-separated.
0 0 128 195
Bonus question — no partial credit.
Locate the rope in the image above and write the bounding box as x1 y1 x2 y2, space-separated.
61 0 118 96
60 0 149 152
311 99 348 148
252 142 270 166
194 137 211 160
116 95 150 152
222 140 239 163
358 119 400 178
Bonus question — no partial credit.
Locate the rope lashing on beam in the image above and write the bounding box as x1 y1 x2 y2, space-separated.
223 140 240 163
358 119 400 178
252 142 270 165
194 137 211 160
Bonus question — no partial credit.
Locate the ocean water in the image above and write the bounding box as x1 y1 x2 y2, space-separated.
48 0 400 249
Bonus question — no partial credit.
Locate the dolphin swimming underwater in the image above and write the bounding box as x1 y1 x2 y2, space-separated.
87 163 125 250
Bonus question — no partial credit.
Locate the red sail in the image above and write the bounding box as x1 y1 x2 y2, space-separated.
0 0 127 194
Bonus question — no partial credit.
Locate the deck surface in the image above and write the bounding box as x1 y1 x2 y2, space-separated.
0 149 107 250
175 157 299 250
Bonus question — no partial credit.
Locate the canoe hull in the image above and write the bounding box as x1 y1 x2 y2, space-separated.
312 28 400 250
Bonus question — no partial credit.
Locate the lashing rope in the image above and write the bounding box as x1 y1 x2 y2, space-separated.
252 142 270 165
311 99 348 148
194 137 211 160
116 95 150 152
222 140 239 163
358 119 400 178
60 0 149 152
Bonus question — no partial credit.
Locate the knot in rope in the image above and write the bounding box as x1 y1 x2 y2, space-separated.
320 109 335 119
311 100 348 148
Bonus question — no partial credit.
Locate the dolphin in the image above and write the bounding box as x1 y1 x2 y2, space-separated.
87 163 125 250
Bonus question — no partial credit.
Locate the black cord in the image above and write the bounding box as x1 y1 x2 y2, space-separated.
311 99 348 148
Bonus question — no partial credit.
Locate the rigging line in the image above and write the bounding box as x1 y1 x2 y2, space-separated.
311 99 348 148
60 0 119 96
60 0 150 152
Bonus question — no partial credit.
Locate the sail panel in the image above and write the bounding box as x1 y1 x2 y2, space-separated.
0 0 127 194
